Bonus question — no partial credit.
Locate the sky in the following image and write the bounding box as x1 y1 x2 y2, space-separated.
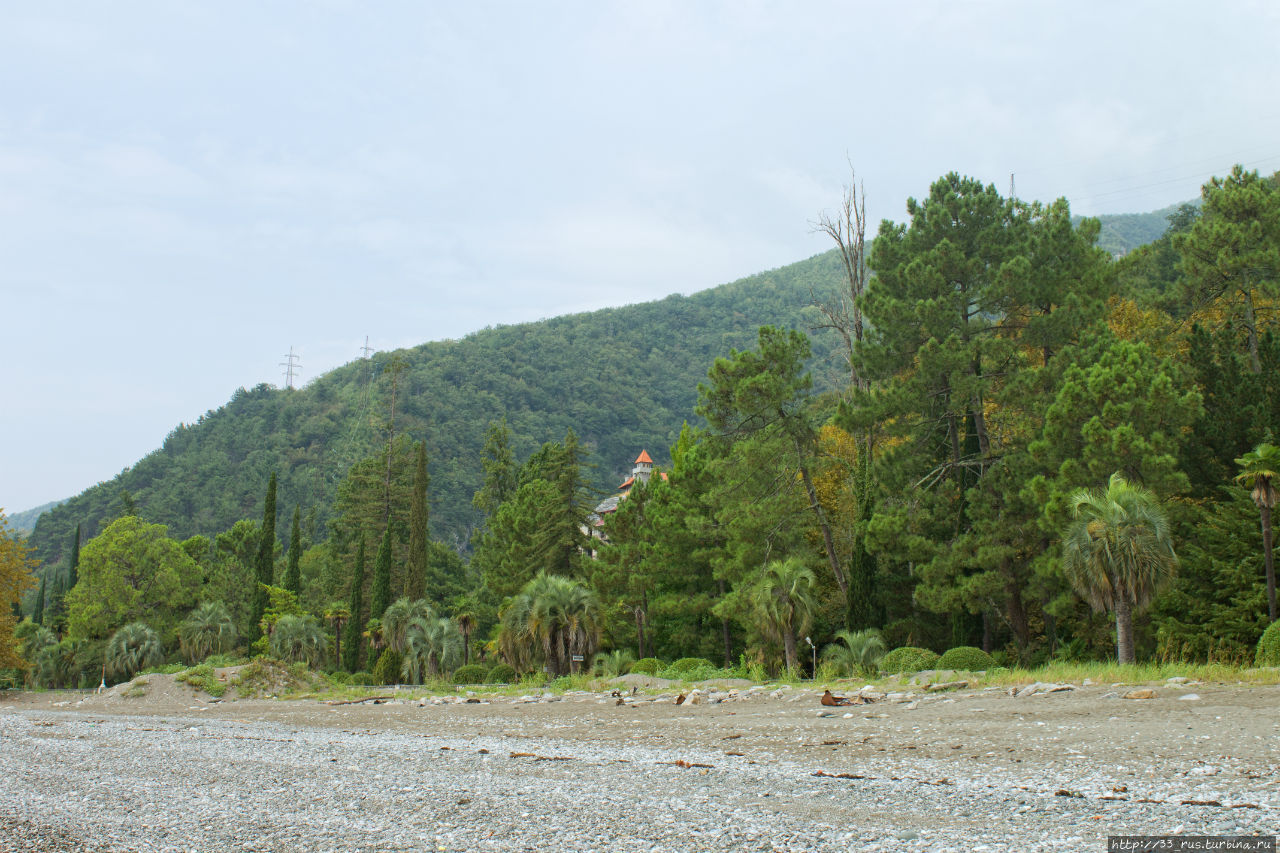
3 1 1279 513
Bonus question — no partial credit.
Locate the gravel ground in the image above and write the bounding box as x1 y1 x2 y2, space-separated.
1 679 1277 852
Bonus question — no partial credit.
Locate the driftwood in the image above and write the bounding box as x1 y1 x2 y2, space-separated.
924 681 968 692
324 695 395 706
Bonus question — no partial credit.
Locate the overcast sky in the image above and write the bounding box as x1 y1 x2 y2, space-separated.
3 1 1279 513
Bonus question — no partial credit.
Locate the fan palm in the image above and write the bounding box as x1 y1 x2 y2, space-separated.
1061 473 1177 664
752 558 817 673
402 616 463 683
525 574 602 676
269 614 326 667
1235 442 1280 622
822 628 886 677
323 603 351 668
105 622 164 680
178 602 238 664
381 597 436 654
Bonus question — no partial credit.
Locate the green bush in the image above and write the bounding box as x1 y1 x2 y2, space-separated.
1256 621 1280 667
451 664 489 684
348 671 378 686
879 646 939 674
937 646 997 671
372 649 403 685
485 663 517 684
629 657 662 675
176 663 227 697
326 670 352 685
666 657 715 674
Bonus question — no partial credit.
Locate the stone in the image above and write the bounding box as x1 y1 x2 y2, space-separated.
1177 693 1201 701
1122 689 1157 700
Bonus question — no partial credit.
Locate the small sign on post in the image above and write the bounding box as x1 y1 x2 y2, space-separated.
571 655 584 662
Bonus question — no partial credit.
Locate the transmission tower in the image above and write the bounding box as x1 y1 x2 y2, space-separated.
1009 172 1017 202
280 346 302 390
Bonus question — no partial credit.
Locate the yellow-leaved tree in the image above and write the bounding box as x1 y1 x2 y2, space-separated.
0 510 37 670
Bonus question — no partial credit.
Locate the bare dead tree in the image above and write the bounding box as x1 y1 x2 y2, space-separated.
811 164 870 392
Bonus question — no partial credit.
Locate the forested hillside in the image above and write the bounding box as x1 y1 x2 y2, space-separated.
1090 202 1196 255
26 251 844 569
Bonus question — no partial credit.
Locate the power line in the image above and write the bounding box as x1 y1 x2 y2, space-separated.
280 346 302 390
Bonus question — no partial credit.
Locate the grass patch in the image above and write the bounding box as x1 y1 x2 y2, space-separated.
176 663 227 698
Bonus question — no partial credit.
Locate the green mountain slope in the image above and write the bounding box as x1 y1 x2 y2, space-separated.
4 500 64 535
1087 201 1198 255
28 251 846 569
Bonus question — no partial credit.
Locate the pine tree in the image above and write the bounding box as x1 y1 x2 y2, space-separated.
371 525 392 621
249 473 278 641
67 525 81 591
342 536 366 672
32 574 46 626
405 442 429 600
284 505 302 596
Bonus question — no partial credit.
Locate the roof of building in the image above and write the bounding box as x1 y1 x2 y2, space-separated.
635 449 653 464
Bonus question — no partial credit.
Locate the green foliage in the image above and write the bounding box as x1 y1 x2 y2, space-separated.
484 663 516 683
496 573 601 677
370 525 393 621
405 442 430 601
65 516 200 643
629 657 662 675
936 646 997 671
342 536 366 672
401 616 462 684
348 671 377 686
178 602 238 664
269 615 326 667
879 647 940 674
1255 622 1280 667
372 648 403 685
105 623 164 681
666 657 715 675
822 629 887 677
450 663 488 684
176 663 227 697
230 658 309 697
283 505 302 596
250 473 278 642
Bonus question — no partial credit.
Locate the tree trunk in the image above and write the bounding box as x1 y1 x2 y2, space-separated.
634 607 646 660
981 611 993 654
719 581 732 668
1113 593 1135 664
1242 290 1262 374
1005 578 1030 652
333 622 343 671
1261 504 1276 623
794 444 848 597
783 630 798 674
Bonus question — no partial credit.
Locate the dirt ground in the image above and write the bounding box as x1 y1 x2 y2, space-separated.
7 676 1279 799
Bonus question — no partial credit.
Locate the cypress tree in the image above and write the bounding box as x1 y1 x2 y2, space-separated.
371 525 392 621
47 574 66 634
284 505 302 596
32 574 46 626
249 472 278 641
405 442 429 600
342 536 366 672
68 524 81 591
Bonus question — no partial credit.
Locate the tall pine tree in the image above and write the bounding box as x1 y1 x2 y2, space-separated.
371 525 393 621
284 505 302 595
32 573 46 626
405 442 429 600
67 524 81 591
342 535 366 672
249 473 278 641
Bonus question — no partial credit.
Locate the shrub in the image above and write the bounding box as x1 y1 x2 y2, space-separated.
485 663 516 684
1256 621 1280 667
326 670 352 685
451 664 489 684
666 657 715 674
372 649 403 685
879 646 939 674
230 659 308 697
937 646 997 672
348 671 378 686
176 663 227 698
629 657 662 675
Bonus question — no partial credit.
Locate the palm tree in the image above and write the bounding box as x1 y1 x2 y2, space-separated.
178 602 238 664
323 603 351 668
402 616 462 683
270 615 326 667
456 611 476 667
105 623 164 681
822 628 886 677
496 574 602 677
1061 473 1177 664
753 558 817 673
1235 442 1280 623
381 597 436 654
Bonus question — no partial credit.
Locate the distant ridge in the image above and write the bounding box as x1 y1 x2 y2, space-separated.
27 250 847 568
